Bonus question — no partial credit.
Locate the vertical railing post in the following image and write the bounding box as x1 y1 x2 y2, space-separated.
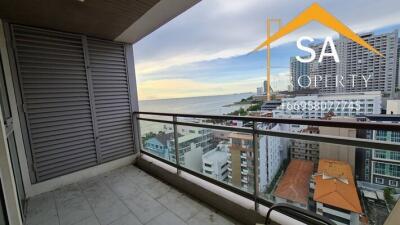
133 112 142 156
252 120 259 211
173 115 180 174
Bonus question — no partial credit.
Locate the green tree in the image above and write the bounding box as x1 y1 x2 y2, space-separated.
384 187 395 205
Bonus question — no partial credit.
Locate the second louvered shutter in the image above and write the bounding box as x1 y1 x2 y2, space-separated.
87 39 134 162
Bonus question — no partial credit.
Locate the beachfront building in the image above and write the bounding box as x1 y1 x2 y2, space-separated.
202 143 229 181
274 160 314 209
309 31 399 95
273 91 382 119
313 160 362 225
290 56 310 91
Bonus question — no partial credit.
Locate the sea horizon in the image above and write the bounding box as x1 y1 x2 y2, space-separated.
139 92 254 115
139 92 254 102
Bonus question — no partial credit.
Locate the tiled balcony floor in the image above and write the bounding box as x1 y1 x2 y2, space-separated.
25 165 242 225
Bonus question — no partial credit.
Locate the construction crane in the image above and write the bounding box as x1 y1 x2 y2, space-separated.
266 18 281 101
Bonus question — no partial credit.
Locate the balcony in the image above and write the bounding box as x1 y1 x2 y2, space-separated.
0 3 400 225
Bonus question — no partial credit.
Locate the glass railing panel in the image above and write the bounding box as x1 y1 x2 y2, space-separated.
175 125 255 194
139 120 175 163
137 112 400 225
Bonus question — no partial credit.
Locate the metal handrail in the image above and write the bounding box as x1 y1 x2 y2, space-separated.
136 114 400 152
136 111 400 131
265 203 335 225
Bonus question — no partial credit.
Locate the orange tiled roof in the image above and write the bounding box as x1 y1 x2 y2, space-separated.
274 160 314 205
313 159 362 213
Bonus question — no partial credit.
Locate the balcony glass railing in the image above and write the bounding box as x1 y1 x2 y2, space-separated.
136 111 400 225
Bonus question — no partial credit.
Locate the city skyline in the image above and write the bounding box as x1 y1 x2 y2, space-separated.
134 0 400 100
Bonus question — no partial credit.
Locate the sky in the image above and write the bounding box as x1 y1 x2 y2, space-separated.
133 0 400 100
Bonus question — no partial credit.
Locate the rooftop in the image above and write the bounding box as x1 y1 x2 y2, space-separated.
274 160 314 205
313 159 362 213
202 144 229 162
228 133 252 140
149 132 175 146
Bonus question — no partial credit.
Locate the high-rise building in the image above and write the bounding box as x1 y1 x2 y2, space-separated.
259 123 290 192
309 31 399 94
227 133 255 192
357 115 400 188
319 117 357 174
290 56 310 91
263 80 267 95
290 127 320 168
256 87 264 96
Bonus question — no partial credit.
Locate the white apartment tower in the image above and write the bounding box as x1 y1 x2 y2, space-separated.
309 31 399 94
290 56 310 91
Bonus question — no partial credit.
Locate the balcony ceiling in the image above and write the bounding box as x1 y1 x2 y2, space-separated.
0 0 199 43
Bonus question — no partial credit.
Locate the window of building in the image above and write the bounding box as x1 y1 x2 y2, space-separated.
204 163 212 167
375 177 384 184
389 180 398 187
374 162 400 178
232 138 241 146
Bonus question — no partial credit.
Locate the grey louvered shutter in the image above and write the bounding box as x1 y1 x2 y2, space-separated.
12 25 98 181
87 38 134 162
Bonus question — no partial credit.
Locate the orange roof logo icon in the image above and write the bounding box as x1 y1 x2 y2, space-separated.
254 3 384 57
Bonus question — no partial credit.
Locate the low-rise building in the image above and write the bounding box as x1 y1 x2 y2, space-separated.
274 160 314 209
169 132 207 172
313 160 362 225
202 143 229 181
143 132 174 159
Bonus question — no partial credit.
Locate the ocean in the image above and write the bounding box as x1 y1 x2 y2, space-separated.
139 93 254 115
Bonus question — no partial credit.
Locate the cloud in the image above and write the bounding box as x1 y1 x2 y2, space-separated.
134 0 400 76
